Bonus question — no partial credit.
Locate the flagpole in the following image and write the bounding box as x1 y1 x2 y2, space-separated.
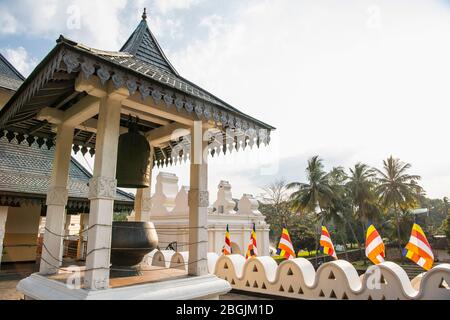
315 216 324 268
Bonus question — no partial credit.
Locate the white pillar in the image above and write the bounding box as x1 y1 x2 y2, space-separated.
84 97 121 290
134 146 154 222
188 121 209 276
39 124 74 274
0 206 8 268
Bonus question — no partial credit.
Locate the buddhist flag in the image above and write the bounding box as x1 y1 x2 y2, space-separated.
365 224 385 265
245 223 258 259
403 223 434 271
320 226 337 259
276 226 295 259
222 224 232 255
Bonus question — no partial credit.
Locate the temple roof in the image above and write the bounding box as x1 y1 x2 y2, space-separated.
0 10 274 167
0 137 135 212
120 14 178 75
0 53 24 91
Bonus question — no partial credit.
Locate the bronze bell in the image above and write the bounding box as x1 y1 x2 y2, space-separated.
116 118 151 188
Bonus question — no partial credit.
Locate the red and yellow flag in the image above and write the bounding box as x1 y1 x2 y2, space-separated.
404 223 434 271
320 226 337 259
365 224 385 265
222 224 232 255
245 223 258 259
276 226 295 259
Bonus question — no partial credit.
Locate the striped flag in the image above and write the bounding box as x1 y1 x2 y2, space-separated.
276 226 295 259
245 223 258 259
320 226 337 259
365 224 385 265
403 223 434 271
222 224 232 255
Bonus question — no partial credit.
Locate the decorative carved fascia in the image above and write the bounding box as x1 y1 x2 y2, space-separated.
88 177 117 200
46 187 69 206
188 189 209 208
59 49 272 144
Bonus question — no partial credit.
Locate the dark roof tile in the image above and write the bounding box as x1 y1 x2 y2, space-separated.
0 137 134 203
120 19 178 75
0 53 25 81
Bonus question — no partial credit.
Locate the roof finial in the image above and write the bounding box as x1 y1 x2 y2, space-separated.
142 8 147 20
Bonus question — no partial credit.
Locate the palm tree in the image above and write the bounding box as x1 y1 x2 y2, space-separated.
327 167 350 259
287 156 334 266
375 156 423 263
346 163 381 261
444 197 449 216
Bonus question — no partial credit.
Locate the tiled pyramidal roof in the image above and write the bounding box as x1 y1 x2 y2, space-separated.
0 137 134 210
0 53 25 91
120 16 178 75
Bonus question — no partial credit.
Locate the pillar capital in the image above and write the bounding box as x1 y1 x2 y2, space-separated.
88 176 117 200
188 189 209 208
46 187 69 206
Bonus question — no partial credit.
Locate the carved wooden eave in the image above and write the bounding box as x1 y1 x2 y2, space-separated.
0 35 275 168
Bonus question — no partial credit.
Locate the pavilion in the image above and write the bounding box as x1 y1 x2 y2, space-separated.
0 53 134 267
0 9 274 299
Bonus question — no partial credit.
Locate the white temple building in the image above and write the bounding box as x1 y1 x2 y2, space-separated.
129 172 270 256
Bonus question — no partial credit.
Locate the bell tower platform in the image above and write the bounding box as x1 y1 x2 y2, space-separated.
17 271 230 300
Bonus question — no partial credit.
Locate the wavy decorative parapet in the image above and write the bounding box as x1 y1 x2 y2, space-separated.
147 250 450 300
213 255 450 300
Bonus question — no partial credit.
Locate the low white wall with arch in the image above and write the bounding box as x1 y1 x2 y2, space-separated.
145 249 450 300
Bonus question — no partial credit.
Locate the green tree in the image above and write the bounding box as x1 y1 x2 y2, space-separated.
287 156 334 266
442 197 450 253
113 211 129 221
374 156 423 263
346 163 381 261
289 213 317 255
326 167 351 259
260 179 292 243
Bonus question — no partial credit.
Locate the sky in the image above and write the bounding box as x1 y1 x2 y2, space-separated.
1 0 450 200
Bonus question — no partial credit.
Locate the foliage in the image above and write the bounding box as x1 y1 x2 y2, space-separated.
347 163 381 225
374 156 423 262
287 156 334 214
441 197 450 252
260 155 448 262
113 211 129 222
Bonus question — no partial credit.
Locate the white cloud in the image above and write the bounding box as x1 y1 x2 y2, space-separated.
3 0 450 199
0 0 130 50
0 10 19 35
200 14 225 39
1 47 38 76
167 0 450 199
154 0 204 14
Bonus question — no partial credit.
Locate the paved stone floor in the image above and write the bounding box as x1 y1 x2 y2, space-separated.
0 263 38 300
0 274 25 300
